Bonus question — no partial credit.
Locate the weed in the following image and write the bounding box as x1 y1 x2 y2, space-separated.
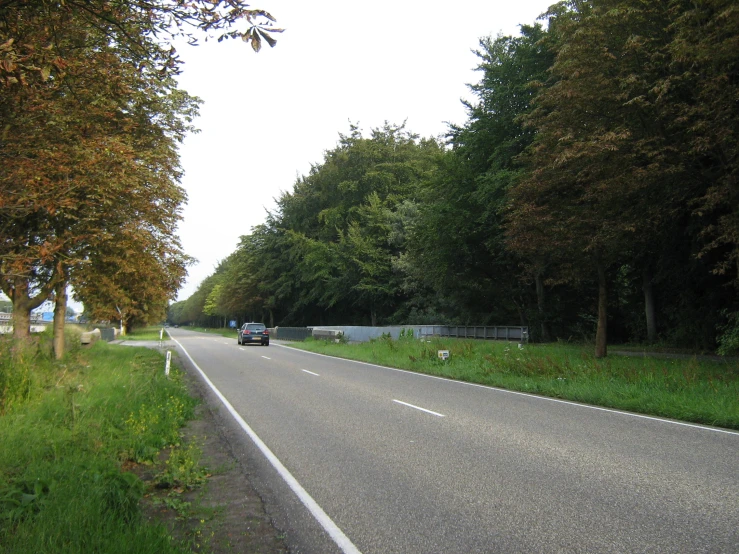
157 442 209 490
153 495 193 519
0 478 51 525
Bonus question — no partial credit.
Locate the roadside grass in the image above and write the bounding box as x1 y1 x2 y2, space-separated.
122 326 168 341
292 336 739 430
0 334 199 553
183 327 237 339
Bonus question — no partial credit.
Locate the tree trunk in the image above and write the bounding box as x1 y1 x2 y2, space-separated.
514 300 526 328
535 272 552 342
642 267 656 343
11 298 32 340
595 261 608 358
53 280 68 359
8 272 60 340
11 280 40 340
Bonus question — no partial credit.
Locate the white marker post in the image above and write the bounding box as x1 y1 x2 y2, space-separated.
165 351 171 377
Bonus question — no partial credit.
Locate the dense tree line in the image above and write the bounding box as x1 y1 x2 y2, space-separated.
174 0 738 356
1 1 280 356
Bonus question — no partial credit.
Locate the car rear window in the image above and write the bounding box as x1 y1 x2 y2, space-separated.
246 324 265 330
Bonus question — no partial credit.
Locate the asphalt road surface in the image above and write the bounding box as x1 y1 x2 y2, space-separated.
166 328 738 554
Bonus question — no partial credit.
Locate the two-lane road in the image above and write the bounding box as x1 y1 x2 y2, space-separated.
167 328 738 553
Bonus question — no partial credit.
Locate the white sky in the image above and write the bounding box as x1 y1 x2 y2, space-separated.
171 0 555 300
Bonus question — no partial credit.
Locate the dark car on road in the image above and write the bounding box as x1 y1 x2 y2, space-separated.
238 322 270 346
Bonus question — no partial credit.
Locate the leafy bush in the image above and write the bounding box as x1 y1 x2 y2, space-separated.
716 310 739 355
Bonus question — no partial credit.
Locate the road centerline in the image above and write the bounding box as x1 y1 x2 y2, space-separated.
302 369 320 376
393 399 445 418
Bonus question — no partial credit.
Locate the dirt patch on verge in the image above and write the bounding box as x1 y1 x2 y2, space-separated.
133 366 289 553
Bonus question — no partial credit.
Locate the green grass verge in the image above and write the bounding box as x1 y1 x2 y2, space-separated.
182 327 236 339
291 336 739 430
0 336 197 553
121 326 168 341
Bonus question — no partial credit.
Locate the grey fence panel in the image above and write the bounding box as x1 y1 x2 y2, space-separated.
416 325 528 342
307 325 528 343
272 327 312 341
267 325 528 343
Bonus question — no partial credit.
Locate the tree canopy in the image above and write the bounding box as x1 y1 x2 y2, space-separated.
1 0 279 353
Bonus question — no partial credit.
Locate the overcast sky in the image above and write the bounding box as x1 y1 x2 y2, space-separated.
171 0 555 300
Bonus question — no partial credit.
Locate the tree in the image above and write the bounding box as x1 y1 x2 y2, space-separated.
409 25 554 331
71 222 191 333
1 0 282 352
506 0 733 356
1 4 198 352
273 123 440 325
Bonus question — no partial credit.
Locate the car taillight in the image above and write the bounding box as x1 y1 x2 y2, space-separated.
245 330 251 335
263 330 269 335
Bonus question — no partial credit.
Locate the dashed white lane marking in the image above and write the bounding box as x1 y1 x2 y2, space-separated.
274 344 739 436
168 335 362 554
262 356 271 360
239 347 245 351
302 369 320 376
393 399 445 418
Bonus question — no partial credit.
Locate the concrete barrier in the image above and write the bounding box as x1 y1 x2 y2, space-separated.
312 329 344 342
81 328 102 345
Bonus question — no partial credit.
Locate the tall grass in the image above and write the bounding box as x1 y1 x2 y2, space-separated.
294 336 739 430
0 332 197 553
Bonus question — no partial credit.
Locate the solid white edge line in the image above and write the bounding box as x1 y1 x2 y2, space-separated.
393 399 444 417
273 344 739 436
168 335 362 554
262 356 271 360
302 369 320 376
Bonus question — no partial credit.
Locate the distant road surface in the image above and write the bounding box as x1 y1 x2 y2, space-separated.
167 327 738 554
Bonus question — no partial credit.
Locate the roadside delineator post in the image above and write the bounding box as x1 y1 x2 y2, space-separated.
165 351 171 377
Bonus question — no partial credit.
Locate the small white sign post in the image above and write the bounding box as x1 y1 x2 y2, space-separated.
165 351 171 377
438 350 450 361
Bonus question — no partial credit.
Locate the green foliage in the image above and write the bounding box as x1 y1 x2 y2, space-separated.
122 326 166 341
0 339 198 552
0 330 82 413
156 442 209 490
716 310 739 356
